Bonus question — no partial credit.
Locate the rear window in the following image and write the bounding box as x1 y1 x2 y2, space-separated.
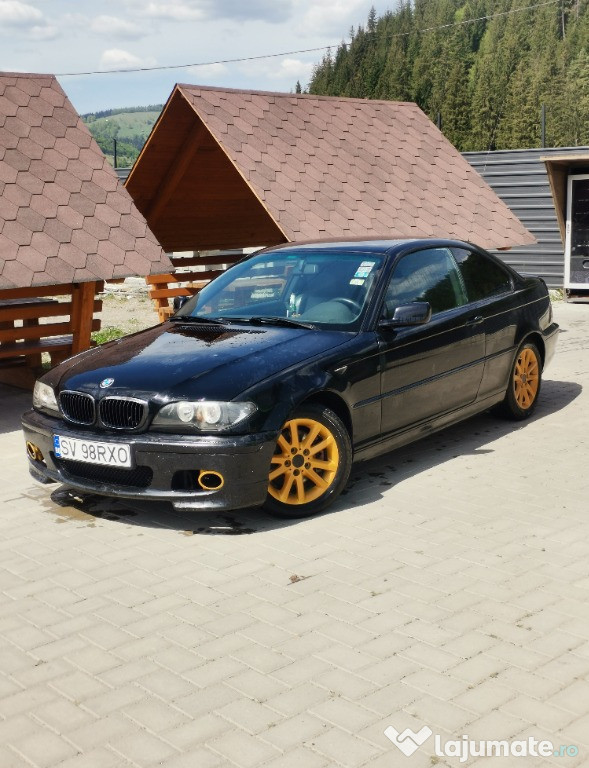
451 248 512 301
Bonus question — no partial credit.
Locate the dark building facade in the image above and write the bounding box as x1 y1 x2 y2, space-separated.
464 146 589 289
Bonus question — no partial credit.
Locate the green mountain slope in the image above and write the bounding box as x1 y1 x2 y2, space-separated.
308 0 589 152
83 106 162 167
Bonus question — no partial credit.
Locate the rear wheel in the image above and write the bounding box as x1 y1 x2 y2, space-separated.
500 341 541 420
263 404 352 518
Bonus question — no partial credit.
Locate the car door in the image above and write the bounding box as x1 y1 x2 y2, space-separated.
378 247 485 435
450 246 518 399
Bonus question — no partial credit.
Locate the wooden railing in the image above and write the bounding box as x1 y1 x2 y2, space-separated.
0 281 103 388
146 252 244 322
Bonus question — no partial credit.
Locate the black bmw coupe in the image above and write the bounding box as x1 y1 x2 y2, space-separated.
22 239 558 518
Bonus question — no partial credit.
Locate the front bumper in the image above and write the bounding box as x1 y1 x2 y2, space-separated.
22 409 277 512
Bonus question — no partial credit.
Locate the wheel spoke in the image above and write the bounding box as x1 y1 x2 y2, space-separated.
308 458 338 471
304 467 329 489
288 421 301 450
269 463 288 481
295 475 306 503
308 435 335 456
278 474 295 502
301 422 321 450
277 433 290 454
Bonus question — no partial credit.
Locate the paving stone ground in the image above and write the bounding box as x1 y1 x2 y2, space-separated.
1 301 588 768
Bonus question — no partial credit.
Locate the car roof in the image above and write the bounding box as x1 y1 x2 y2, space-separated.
259 237 475 256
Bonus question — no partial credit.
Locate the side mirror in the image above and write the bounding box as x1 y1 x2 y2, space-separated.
173 295 190 311
379 301 432 329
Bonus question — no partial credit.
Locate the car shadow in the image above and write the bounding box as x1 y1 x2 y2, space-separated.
338 378 581 510
37 378 581 535
46 487 292 535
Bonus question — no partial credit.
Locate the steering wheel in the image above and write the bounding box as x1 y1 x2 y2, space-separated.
332 297 363 314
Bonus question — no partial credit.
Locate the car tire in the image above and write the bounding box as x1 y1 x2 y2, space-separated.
499 341 542 420
263 403 352 518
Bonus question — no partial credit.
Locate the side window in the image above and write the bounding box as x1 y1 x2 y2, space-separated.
384 248 467 317
451 248 512 302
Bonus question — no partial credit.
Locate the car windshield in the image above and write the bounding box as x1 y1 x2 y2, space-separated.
174 249 384 330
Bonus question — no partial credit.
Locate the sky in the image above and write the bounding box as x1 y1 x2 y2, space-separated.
0 0 394 115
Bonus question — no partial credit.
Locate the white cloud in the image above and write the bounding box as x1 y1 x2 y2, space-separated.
238 56 314 84
29 23 59 40
187 62 227 79
100 48 157 70
61 12 87 27
271 58 314 80
299 0 367 36
91 14 145 39
145 1 203 21
207 0 293 23
0 0 42 25
143 0 292 24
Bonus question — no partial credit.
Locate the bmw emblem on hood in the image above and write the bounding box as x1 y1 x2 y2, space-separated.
100 377 115 389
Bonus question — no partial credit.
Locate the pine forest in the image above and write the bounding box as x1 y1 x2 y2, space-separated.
307 0 589 152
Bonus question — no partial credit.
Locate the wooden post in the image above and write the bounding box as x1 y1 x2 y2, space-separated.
70 281 97 355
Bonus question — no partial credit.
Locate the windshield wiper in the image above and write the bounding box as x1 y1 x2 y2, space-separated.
230 316 316 330
169 315 225 325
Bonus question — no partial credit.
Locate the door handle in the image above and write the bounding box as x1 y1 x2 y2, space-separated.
466 315 484 326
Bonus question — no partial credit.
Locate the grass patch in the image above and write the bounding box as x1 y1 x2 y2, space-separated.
92 326 125 345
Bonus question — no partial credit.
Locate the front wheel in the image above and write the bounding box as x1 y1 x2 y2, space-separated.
263 404 352 518
500 341 542 420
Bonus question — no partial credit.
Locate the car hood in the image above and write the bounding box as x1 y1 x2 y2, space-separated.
55 321 352 400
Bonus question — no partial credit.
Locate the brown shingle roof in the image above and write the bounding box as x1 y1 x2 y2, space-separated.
126 85 534 252
0 72 171 290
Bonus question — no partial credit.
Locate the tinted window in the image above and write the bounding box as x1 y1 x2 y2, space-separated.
451 248 512 301
383 248 467 317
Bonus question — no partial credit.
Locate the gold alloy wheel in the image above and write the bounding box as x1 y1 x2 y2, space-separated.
268 417 340 505
513 346 539 409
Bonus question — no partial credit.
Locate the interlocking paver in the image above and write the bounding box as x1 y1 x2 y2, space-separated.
262 712 327 750
109 729 179 765
259 746 330 768
33 696 95 732
2 302 589 767
207 728 280 767
160 748 225 768
173 682 242 718
10 728 78 768
56 747 132 768
309 726 383 767
266 682 329 717
0 713 39 743
217 698 282 734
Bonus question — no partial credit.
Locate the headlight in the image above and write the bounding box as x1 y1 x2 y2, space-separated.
152 400 256 431
32 381 59 415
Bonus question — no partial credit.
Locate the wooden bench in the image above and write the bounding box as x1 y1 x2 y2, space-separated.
0 281 103 388
146 251 245 322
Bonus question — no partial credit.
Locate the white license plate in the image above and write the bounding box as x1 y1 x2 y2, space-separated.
53 435 132 468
